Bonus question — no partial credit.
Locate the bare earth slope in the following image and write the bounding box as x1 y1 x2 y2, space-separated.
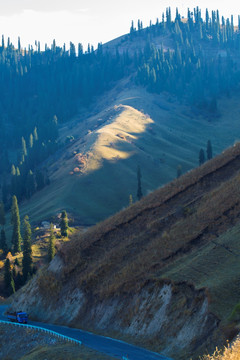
11 142 240 359
18 84 240 225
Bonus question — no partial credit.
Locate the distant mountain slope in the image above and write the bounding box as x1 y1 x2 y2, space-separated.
3 7 240 227
12 142 240 359
18 83 240 226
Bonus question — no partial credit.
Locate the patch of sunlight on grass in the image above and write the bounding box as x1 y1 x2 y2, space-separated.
87 104 154 172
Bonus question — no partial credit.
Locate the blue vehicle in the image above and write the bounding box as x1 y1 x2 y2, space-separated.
7 311 28 324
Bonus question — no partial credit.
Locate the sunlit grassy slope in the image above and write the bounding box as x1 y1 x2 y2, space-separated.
17 85 240 225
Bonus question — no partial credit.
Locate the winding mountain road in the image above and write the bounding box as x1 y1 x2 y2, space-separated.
0 305 172 360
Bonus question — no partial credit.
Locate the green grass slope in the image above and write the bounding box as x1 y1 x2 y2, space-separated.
17 84 240 226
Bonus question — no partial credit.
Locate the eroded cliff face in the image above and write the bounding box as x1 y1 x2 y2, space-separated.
11 255 220 360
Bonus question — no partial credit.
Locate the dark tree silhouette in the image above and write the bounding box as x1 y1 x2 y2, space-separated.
60 210 69 237
11 196 22 254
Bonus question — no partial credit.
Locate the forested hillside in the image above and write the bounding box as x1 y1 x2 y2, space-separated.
1 6 240 217
0 36 128 208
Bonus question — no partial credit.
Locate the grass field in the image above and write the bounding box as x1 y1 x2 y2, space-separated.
14 85 240 227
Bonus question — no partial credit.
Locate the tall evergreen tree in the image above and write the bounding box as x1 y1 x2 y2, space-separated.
21 136 27 158
4 258 15 295
29 133 34 149
137 165 143 201
11 195 22 254
33 127 38 141
60 210 68 237
22 215 33 282
207 140 213 160
48 223 55 262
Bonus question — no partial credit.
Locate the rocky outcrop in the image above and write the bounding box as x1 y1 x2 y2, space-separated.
11 263 220 359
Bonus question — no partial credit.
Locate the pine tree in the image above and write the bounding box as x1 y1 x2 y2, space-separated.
21 136 27 158
206 9 209 30
29 133 33 149
48 223 55 262
11 195 22 254
137 165 143 201
0 229 8 254
78 43 83 57
18 36 21 52
4 258 15 295
199 149 205 165
207 140 213 160
33 127 38 141
130 20 135 34
60 210 68 237
22 215 32 283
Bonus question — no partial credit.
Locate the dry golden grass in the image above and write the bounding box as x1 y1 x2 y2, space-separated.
37 269 62 299
86 105 153 172
201 337 240 360
58 142 240 297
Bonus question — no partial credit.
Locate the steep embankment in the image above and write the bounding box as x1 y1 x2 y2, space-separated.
18 83 240 225
11 143 240 359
